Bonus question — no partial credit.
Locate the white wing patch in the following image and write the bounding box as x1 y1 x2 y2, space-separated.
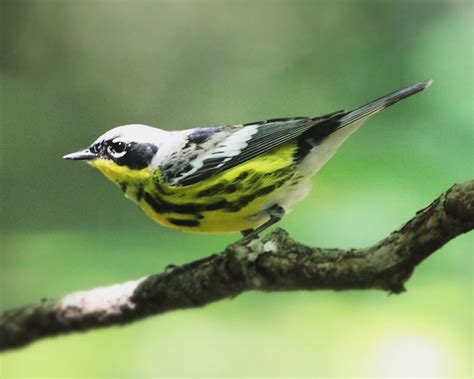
171 124 259 184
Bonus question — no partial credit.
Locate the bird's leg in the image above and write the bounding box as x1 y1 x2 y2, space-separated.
240 229 254 238
165 205 285 274
240 204 285 242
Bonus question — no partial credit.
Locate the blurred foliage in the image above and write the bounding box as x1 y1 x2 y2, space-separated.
0 0 472 377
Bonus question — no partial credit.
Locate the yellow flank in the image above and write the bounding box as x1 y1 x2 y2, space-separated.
91 142 298 233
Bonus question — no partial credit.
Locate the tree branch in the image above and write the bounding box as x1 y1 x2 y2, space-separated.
1 180 473 352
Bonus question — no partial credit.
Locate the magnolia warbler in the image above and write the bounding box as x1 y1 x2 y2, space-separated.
64 80 432 239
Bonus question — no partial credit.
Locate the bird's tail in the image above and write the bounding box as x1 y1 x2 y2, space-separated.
295 80 433 173
337 80 433 129
299 80 433 152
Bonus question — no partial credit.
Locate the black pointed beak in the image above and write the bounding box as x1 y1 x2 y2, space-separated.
62 149 97 161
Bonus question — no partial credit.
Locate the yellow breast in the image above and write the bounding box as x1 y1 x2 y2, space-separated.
92 143 297 233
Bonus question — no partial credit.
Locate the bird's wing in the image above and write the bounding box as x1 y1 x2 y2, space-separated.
161 80 433 186
163 111 345 186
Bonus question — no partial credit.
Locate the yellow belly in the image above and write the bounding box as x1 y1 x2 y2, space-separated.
138 143 297 233
92 142 298 233
140 196 276 233
139 186 292 233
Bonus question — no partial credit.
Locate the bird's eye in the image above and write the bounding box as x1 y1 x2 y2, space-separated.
107 141 127 158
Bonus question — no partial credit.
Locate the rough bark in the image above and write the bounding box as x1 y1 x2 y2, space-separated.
1 180 473 352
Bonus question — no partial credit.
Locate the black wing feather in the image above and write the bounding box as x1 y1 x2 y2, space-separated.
169 80 432 186
173 112 345 186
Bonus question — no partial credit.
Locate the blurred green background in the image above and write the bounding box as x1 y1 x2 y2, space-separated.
1 0 472 377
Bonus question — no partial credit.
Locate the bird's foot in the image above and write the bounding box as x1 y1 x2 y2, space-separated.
238 204 285 244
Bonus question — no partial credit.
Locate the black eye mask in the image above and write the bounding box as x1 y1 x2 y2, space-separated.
111 142 158 169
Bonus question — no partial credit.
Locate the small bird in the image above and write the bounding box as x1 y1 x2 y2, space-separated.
64 80 432 240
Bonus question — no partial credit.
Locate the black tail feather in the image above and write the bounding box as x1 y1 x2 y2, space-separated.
337 80 433 129
295 80 433 160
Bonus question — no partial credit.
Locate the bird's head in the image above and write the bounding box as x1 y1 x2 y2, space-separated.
63 124 166 185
